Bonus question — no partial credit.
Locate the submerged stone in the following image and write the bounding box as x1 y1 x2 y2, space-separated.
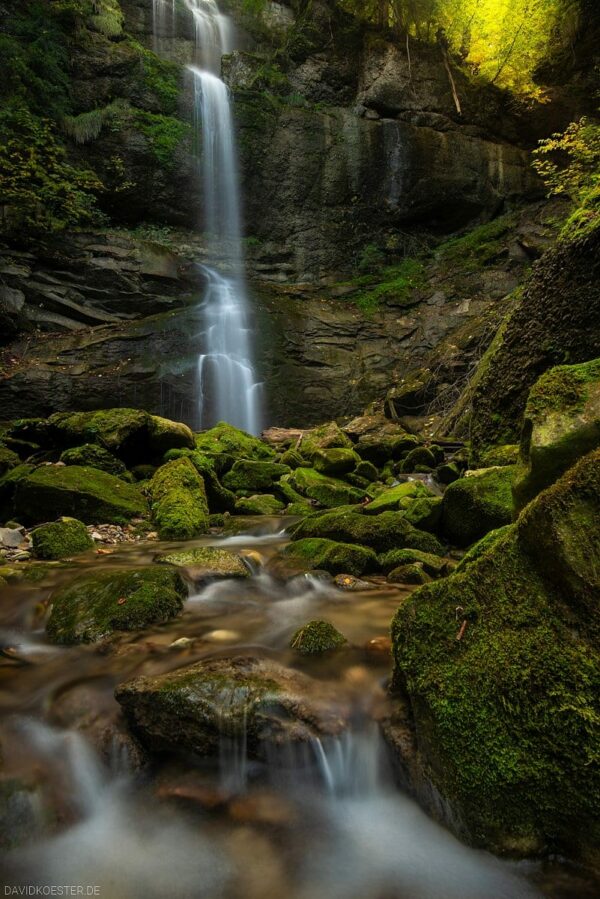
115 656 347 757
290 619 347 655
31 517 93 560
46 567 187 644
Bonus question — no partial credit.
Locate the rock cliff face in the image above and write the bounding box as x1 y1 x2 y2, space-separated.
0 0 545 426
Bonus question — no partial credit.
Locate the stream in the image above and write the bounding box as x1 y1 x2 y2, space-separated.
0 522 595 897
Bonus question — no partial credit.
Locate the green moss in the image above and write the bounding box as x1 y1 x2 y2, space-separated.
437 214 516 272
31 517 93 560
288 467 365 509
299 422 353 459
46 566 187 644
234 494 285 515
49 408 148 453
441 468 515 547
134 111 190 168
0 447 20 477
391 455 600 857
290 619 347 655
222 460 291 495
13 465 147 526
312 448 360 476
127 39 181 114
378 548 447 577
403 496 442 532
399 447 437 473
60 444 126 476
363 481 434 514
388 563 431 585
289 508 444 555
150 458 209 540
280 448 307 469
345 258 426 315
455 525 513 573
282 538 377 576
478 445 520 468
194 422 275 461
156 546 249 579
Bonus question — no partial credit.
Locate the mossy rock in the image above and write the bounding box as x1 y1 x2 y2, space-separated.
0 447 20 477
441 467 515 547
281 538 377 576
131 464 157 482
399 446 437 473
377 548 447 577
363 480 434 514
280 449 307 469
46 567 187 644
156 547 249 580
47 409 193 462
391 450 600 859
355 460 379 481
288 467 365 509
31 518 93 560
234 494 285 516
435 462 461 485
455 525 513 573
187 451 237 513
289 508 444 555
275 474 312 507
478 445 520 468
355 433 419 465
403 496 442 533
115 656 346 757
513 359 600 512
13 466 147 526
290 619 347 655
222 460 291 495
194 422 275 461
312 448 360 476
150 458 209 540
387 563 431 585
299 422 353 459
60 444 126 477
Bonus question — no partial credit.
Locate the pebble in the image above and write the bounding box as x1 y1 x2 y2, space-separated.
203 629 240 643
334 574 375 592
169 637 194 649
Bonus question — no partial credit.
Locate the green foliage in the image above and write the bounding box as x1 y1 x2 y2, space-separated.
533 116 600 239
135 111 190 167
63 99 129 144
348 258 426 314
436 213 516 269
0 108 104 235
128 40 182 114
89 0 124 37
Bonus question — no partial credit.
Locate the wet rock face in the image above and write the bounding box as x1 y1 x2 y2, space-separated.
115 656 348 757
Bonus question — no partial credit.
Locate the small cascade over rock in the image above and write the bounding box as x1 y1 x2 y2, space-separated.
153 0 263 434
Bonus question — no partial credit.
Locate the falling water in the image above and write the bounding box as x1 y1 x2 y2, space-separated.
154 0 263 433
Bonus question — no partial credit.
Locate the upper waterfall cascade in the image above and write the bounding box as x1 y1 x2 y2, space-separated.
153 0 263 434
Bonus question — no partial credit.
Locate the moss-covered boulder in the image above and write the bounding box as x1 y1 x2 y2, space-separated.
403 496 442 532
234 494 285 516
281 538 377 576
156 547 249 580
13 466 147 526
478 445 520 468
387 563 431 585
195 422 275 461
299 422 353 459
115 656 346 757
377 548 447 577
187 452 237 513
454 525 513 573
222 460 291 495
513 359 600 512
441 467 515 547
399 446 437 473
280 448 307 469
31 518 93 560
47 567 187 644
354 433 419 465
391 450 600 859
363 480 434 514
288 467 365 508
47 409 193 462
150 458 209 540
312 448 360 476
60 444 127 477
289 508 444 555
290 620 347 655
0 447 20 477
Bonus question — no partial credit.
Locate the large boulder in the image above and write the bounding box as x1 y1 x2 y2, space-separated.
13 465 147 526
288 467 365 508
391 450 600 860
280 538 377 576
149 458 209 540
115 656 347 757
31 518 93 560
441 467 515 547
222 460 291 495
363 480 434 514
0 447 20 477
155 547 249 581
298 422 353 459
289 508 444 555
513 358 600 511
47 567 187 644
59 444 127 476
194 422 275 461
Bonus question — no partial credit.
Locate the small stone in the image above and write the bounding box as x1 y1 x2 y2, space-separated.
12 551 31 561
202 629 240 643
0 528 25 549
334 574 374 591
169 637 194 649
290 619 347 655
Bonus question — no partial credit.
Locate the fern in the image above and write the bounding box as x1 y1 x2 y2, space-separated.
63 99 128 144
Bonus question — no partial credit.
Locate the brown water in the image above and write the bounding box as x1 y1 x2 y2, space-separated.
0 521 596 898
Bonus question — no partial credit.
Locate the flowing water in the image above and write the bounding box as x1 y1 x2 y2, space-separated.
0 523 596 897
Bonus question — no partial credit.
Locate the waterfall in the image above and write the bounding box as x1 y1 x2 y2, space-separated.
153 0 263 434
